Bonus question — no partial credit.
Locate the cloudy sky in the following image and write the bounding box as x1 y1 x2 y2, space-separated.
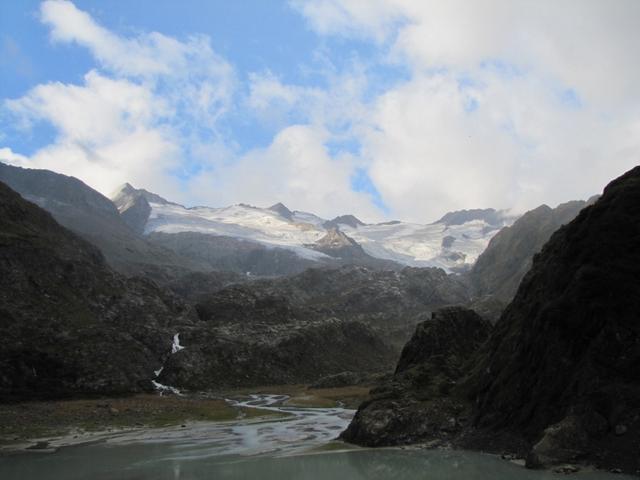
1 0 639 222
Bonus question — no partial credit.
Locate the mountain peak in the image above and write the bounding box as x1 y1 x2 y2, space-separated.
316 227 359 248
268 202 293 220
323 214 366 230
111 183 172 207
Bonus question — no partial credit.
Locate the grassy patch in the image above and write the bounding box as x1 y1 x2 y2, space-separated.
0 394 284 444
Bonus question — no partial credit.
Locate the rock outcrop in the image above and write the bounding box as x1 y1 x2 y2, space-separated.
341 307 491 446
342 166 640 474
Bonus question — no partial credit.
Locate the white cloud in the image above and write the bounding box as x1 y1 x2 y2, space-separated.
290 0 640 220
0 147 30 167
3 0 235 203
3 0 640 223
186 124 383 220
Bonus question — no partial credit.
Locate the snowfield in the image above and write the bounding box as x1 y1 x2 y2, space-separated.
141 200 514 272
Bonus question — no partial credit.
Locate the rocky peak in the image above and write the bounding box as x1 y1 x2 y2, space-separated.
111 183 172 208
323 214 366 229
316 227 359 248
268 202 294 221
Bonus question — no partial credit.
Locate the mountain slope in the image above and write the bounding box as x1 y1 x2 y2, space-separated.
0 180 196 400
111 183 516 273
468 200 592 303
466 166 640 470
0 163 200 280
341 166 640 473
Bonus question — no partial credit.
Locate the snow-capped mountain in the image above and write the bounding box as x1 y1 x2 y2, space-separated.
112 184 516 272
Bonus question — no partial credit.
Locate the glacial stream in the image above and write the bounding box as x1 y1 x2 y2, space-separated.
0 394 632 480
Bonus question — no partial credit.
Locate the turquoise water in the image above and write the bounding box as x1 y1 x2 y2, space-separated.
0 395 632 480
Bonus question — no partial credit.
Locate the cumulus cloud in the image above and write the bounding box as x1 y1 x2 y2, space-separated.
3 0 640 223
186 124 383 220
291 0 640 220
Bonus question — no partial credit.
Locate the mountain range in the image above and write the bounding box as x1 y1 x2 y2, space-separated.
111 180 515 274
342 165 640 474
1 159 635 472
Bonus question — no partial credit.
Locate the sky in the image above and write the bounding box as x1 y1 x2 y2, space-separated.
1 0 639 223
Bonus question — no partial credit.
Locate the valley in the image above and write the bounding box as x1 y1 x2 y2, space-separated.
0 161 637 476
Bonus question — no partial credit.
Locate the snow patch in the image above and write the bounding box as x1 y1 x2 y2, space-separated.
151 380 182 396
172 333 185 354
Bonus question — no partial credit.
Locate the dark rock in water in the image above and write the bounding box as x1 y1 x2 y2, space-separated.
340 307 491 446
0 180 196 401
342 166 640 474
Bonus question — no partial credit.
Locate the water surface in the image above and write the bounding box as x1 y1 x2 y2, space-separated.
0 394 631 480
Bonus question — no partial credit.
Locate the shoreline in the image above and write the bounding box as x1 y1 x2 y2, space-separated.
0 384 370 454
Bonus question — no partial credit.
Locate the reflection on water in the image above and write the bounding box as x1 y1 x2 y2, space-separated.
0 395 632 480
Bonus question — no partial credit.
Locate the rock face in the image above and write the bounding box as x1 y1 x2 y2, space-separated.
466 166 640 471
468 199 592 304
0 181 196 401
111 183 153 234
342 166 640 474
341 307 491 446
310 228 400 269
0 163 200 280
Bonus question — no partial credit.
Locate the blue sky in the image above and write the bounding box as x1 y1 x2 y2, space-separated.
1 1 639 222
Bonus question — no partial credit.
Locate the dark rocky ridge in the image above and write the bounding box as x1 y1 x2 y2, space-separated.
0 163 201 281
160 318 395 390
466 167 640 471
192 265 471 350
0 180 197 401
342 166 640 474
0 180 407 397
